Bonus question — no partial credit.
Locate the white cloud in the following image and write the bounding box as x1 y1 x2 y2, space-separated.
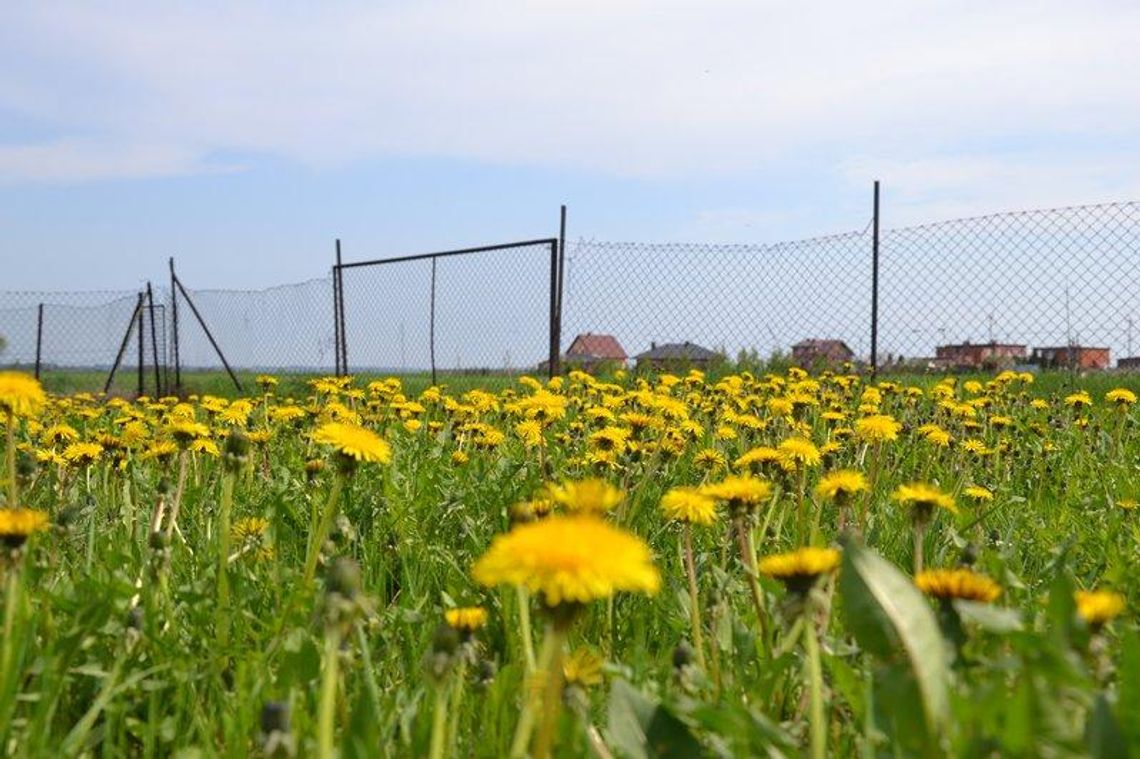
0 0 1138 191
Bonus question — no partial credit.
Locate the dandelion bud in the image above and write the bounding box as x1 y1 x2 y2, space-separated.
324 556 360 600
672 641 694 670
304 459 325 482
149 530 169 551
223 430 251 471
260 701 295 759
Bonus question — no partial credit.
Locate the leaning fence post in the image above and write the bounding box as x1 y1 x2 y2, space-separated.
34 303 44 380
871 180 880 375
105 294 142 395
173 275 243 393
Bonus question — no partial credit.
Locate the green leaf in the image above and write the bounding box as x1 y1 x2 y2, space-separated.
1118 632 1140 748
1085 694 1128 759
606 679 702 759
952 600 1023 633
839 541 949 741
607 679 655 759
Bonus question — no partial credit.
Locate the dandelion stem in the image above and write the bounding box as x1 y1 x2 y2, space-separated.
913 522 926 575
428 678 450 759
534 622 569 759
4 414 15 507
804 612 827 759
216 470 234 649
509 620 564 759
303 472 346 585
446 658 467 757
682 525 707 670
163 451 190 542
317 625 341 759
516 587 537 674
735 516 769 648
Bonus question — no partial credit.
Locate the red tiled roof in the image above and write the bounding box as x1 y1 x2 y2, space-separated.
566 333 627 360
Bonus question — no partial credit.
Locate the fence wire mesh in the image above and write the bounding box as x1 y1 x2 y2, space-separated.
879 201 1140 368
338 242 555 377
2 199 1139 393
562 231 872 369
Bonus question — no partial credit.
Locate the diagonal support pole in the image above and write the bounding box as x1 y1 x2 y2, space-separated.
173 275 243 393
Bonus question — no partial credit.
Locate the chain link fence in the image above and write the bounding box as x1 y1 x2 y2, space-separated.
2 199 1139 393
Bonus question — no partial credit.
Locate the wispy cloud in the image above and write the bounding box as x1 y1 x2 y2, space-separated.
1 0 1138 201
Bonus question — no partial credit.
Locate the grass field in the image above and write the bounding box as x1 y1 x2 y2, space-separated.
1 365 1139 756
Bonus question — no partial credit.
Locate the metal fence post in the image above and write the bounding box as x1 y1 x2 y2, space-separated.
169 258 181 393
172 275 243 393
548 240 560 378
332 264 341 376
429 257 438 386
336 240 348 376
137 293 145 397
871 180 880 375
146 282 162 396
34 303 44 380
557 205 567 372
105 294 142 395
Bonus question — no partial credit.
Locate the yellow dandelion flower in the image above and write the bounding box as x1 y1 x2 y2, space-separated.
588 427 630 454
733 446 782 472
815 470 868 500
141 440 179 462
0 372 46 418
1064 391 1092 408
312 422 392 464
232 516 269 544
472 515 660 606
963 485 993 502
660 487 718 526
547 479 624 514
758 547 841 591
445 606 488 633
700 475 773 511
40 424 79 445
563 648 605 688
515 420 545 448
0 508 50 547
1075 590 1125 626
1106 388 1137 407
915 568 1001 603
854 414 901 443
62 442 103 467
893 482 958 515
1118 498 1138 511
777 437 821 469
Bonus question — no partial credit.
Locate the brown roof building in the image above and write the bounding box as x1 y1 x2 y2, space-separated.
935 341 1027 369
1031 346 1110 370
633 341 724 371
792 339 855 366
565 333 627 365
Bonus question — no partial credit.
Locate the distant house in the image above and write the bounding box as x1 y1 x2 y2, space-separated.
935 341 1027 369
633 341 724 371
564 333 627 370
1031 346 1110 370
792 339 855 366
1119 356 1140 371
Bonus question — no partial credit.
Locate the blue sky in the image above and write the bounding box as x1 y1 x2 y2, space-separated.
2 1 1139 292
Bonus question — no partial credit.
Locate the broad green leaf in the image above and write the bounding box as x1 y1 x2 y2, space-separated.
606 679 702 759
1118 632 1140 748
839 541 949 740
607 678 655 759
952 599 1023 633
1085 694 1128 759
